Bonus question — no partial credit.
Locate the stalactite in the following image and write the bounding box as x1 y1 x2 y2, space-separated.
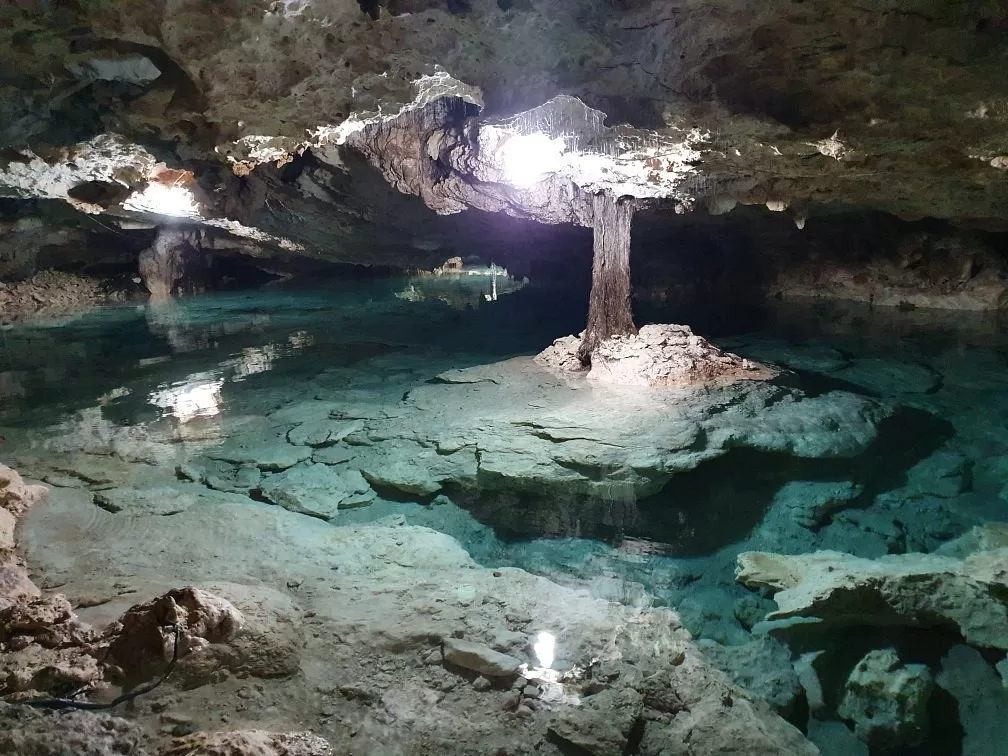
577 193 636 365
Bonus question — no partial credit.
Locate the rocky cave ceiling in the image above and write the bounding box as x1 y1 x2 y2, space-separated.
1 0 1007 272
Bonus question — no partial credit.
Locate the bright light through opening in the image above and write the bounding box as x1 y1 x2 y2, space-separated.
500 133 565 187
124 183 201 218
533 631 556 669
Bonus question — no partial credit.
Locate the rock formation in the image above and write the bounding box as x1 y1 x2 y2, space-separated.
538 323 779 387
735 527 1008 652
578 193 637 365
0 0 1006 311
837 648 933 750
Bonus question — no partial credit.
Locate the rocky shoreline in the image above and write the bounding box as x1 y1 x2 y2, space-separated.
0 461 817 754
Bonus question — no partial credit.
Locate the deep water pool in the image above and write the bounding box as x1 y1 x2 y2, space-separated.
4 280 1008 754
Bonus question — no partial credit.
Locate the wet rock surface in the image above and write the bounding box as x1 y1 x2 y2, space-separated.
837 648 933 750
736 527 1008 651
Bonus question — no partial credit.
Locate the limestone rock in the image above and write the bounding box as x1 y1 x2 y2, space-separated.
771 481 863 531
697 637 803 718
537 324 779 388
547 687 644 756
91 483 226 516
207 440 310 472
902 449 972 499
0 593 92 649
936 644 1008 755
357 439 478 498
105 587 244 685
0 559 41 611
806 719 869 756
535 334 585 373
286 419 362 448
0 702 152 756
397 357 888 503
0 643 102 694
259 463 374 520
178 458 262 494
0 464 48 516
0 508 16 551
837 648 932 750
736 547 1008 651
160 730 333 756
441 637 521 678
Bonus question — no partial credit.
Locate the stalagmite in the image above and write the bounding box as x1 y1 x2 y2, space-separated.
577 193 637 365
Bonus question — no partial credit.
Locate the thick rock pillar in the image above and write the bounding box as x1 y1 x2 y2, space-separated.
577 193 637 365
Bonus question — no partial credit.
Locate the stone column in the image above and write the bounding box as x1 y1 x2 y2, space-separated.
577 193 637 365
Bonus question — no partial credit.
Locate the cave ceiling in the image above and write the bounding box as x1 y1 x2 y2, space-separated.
1 0 1007 267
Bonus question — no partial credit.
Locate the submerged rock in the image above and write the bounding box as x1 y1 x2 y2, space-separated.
258 463 374 520
936 644 1008 755
0 702 152 756
697 637 804 718
837 648 932 750
832 358 941 396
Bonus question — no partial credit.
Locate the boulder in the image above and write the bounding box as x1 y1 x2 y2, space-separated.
767 480 863 531
177 458 261 494
832 358 941 396
441 637 521 678
286 419 362 447
837 648 932 750
936 644 1008 755
105 587 244 685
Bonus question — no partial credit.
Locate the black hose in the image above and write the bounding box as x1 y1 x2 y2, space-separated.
16 623 181 711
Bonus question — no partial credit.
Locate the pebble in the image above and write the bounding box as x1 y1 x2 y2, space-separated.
522 685 539 699
473 676 492 692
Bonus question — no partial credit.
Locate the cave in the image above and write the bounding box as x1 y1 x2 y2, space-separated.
2 2 1008 755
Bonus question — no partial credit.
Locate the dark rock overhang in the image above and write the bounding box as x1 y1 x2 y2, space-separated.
1 0 1007 268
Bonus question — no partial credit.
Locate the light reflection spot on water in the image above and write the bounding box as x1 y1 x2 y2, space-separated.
148 377 223 422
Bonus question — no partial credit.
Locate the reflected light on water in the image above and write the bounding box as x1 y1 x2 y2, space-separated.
149 375 223 422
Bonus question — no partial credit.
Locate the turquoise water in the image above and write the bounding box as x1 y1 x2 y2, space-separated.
4 279 1008 752
4 283 1007 590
